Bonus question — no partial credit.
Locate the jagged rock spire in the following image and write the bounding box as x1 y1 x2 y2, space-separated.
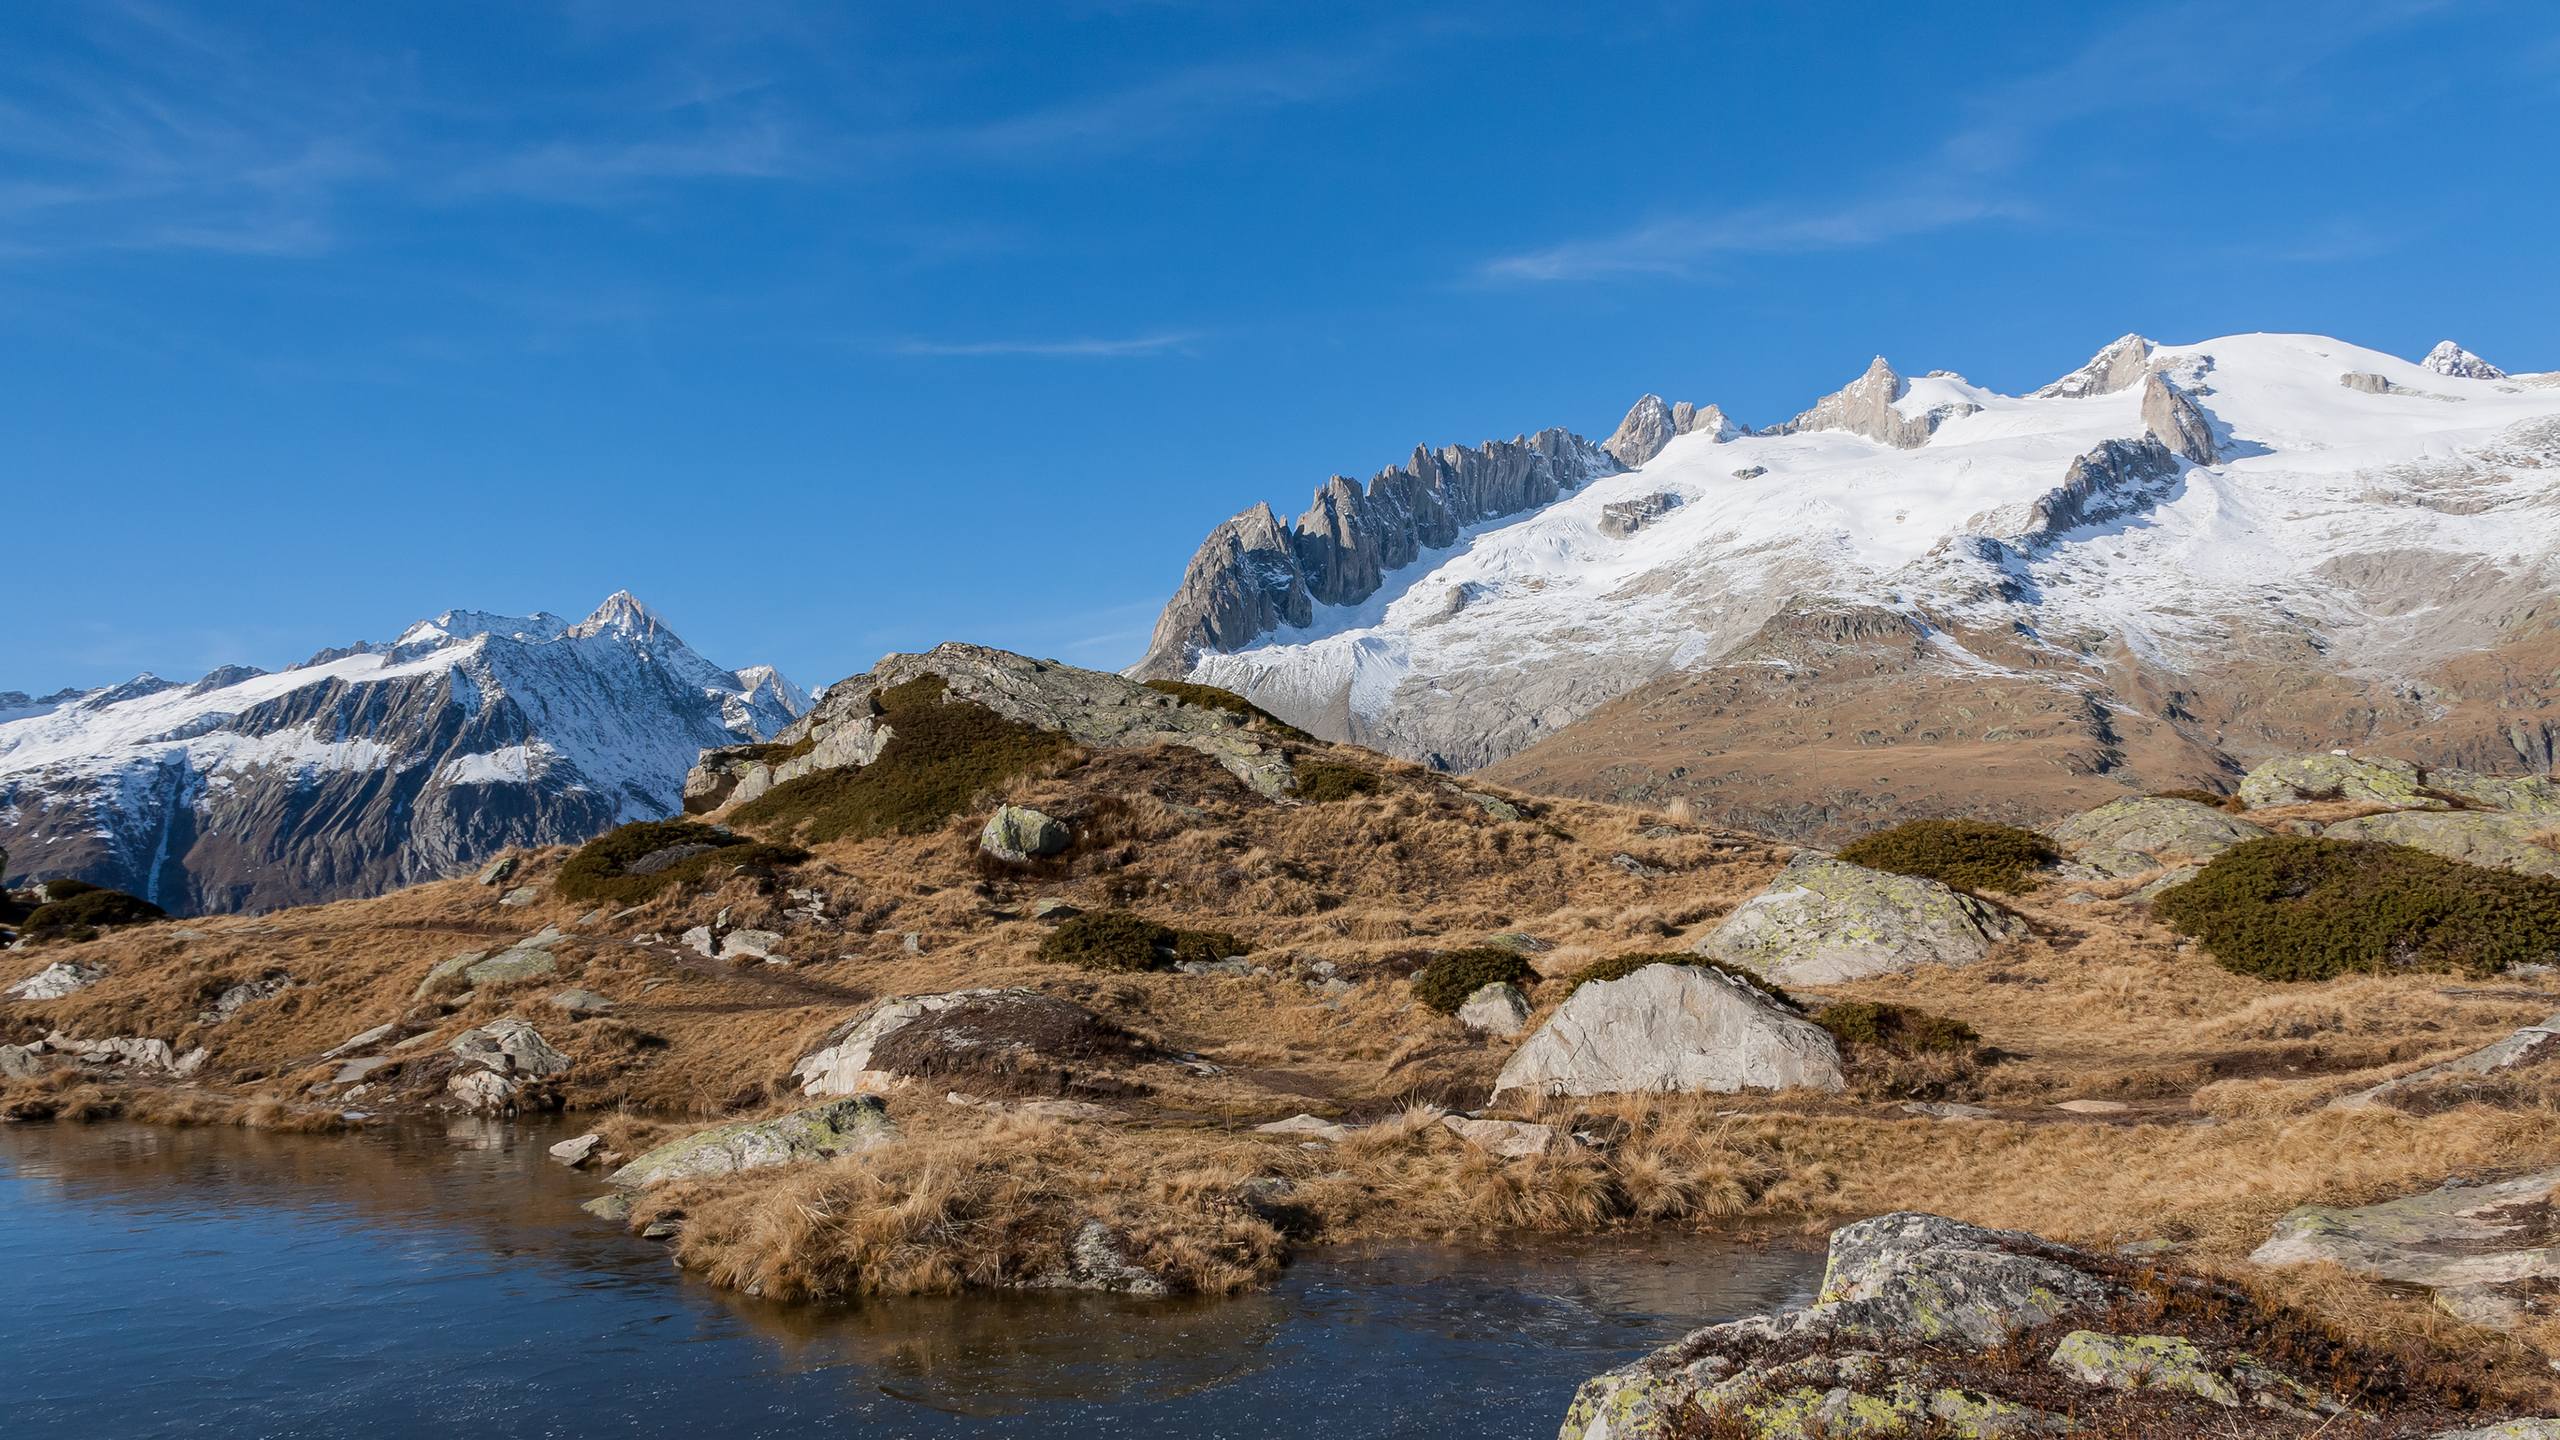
2141 371 2220 465
2035 334 2155 399
1603 395 1738 467
1772 356 1966 449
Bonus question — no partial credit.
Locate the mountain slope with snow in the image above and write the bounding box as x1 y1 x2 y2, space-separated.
0 593 807 913
1143 332 2560 831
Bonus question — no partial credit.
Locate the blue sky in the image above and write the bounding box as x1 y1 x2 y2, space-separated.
6 0 2558 695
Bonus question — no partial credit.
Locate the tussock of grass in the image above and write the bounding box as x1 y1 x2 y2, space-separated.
2154 835 2560 980
732 676 1073 844
1410 946 1536 1013
1140 678 1315 743
1836 818 2058 894
1036 909 1245 973
22 886 165 939
553 819 807 905
1293 759 1381 804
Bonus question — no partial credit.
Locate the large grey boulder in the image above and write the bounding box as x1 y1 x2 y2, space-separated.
2049 797 2269 879
6 960 105 1001
1694 856 2025 987
980 805 1071 863
1558 1212 2377 1439
792 989 1146 1099
2253 1166 2560 1330
609 1096 895 1187
1492 963 1842 1099
2238 753 2444 810
2325 810 2560 877
2331 1014 2560 1111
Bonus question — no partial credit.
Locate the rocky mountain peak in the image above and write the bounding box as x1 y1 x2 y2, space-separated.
568 590 667 642
2424 339 2507 380
1773 355 1959 449
2034 333 2155 399
1604 395 1738 467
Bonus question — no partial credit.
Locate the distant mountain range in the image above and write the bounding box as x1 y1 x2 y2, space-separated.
1138 332 2560 839
0 593 805 913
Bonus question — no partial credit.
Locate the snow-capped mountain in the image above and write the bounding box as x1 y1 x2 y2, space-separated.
0 593 807 913
1140 333 2560 836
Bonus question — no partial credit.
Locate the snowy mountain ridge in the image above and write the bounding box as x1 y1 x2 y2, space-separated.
0 592 807 913
1141 332 2560 805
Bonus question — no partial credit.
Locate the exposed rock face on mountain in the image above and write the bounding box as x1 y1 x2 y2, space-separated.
1602 394 1736 467
1133 428 1617 681
1142 331 2560 840
0 593 805 914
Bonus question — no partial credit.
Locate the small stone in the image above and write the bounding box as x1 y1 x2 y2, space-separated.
680 925 717 957
549 1133 602 1167
1255 1113 1355 1142
1902 1100 1996 1120
333 1055 395 1086
1442 1114 1573 1159
719 928 786 962
1455 981 1531 1038
981 805 1072 863
475 855 519 886
546 988 615 1017
2054 1099 2131 1115
1030 898 1082 921
498 886 540 908
446 1069 518 1113
581 1193 632 1223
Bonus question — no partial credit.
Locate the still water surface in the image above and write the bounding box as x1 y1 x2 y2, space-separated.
0 1120 1818 1437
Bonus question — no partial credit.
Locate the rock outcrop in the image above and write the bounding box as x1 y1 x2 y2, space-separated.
2049 797 2270 879
1492 963 1843 1099
792 989 1150 1100
444 1017 570 1112
609 1096 896 1187
1597 492 1683 539
2142 370 2221 465
2253 1167 2560 1330
1771 356 1971 449
6 959 105 1001
1133 427 1617 675
2325 809 2560 877
2032 333 2155 399
2330 1014 2559 1112
1694 856 2025 986
2238 752 2445 809
1555 1211 2514 1439
1602 394 1736 467
688 644 1297 810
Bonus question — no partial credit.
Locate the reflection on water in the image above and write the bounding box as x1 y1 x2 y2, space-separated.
0 1120 1818 1438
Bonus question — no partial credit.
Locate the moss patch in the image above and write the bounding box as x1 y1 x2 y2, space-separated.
1037 909 1247 973
1410 946 1537 1013
1836 818 2059 894
732 676 1074 844
2154 834 2560 981
554 819 808 905
1293 759 1381 804
1141 678 1315 743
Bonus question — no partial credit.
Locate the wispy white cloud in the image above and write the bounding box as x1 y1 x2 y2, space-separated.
888 331 1202 358
1476 193 2033 284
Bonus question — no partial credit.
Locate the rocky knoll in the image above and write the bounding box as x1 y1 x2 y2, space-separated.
1493 963 1843 1099
1560 1212 2555 1439
2048 796 2270 879
610 1096 896 1187
1695 855 2025 986
2255 1168 2560 1333
791 988 1153 1100
685 643 1297 812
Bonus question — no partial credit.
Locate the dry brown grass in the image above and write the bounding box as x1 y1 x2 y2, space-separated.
14 732 2560 1378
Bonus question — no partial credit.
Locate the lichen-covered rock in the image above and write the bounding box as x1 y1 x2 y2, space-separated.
445 1069 519 1114
2325 810 2560 877
792 989 1147 1099
448 1017 571 1078
6 959 105 1001
474 854 519 886
2428 771 2560 815
2331 1015 2560 1111
1493 963 1843 1099
1441 1114 1573 1159
689 643 1297 807
546 987 616 1017
2426 1423 2560 1439
462 947 559 986
1455 980 1531 1037
609 1096 895 1187
981 804 1071 863
2238 753 2443 810
0 1042 55 1079
1694 856 2025 986
2252 1166 2560 1330
1029 1218 1170 1296
2048 798 2269 879
415 950 487 999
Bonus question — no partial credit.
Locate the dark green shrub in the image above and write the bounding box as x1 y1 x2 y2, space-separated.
23 886 165 937
37 878 102 902
555 819 807 904
732 676 1073 844
1142 679 1315 743
1815 1001 1980 1054
2152 788 2241 812
1294 760 1381 804
2153 835 2560 981
1410 946 1537 1013
1836 818 2058 894
1567 951 1799 1008
1038 910 1247 972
